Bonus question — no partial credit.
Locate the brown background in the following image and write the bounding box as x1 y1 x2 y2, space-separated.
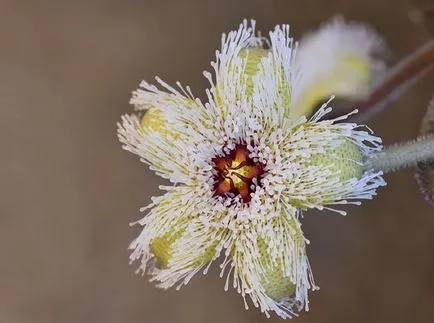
1 0 434 322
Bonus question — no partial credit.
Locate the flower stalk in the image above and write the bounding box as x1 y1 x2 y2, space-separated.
350 40 434 122
415 94 434 204
364 134 434 174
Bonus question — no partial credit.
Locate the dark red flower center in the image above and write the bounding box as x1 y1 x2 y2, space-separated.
212 144 265 203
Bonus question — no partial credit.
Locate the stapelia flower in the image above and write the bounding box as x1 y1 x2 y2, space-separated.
117 19 386 318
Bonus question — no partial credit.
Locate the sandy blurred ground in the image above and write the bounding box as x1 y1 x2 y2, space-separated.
0 0 433 322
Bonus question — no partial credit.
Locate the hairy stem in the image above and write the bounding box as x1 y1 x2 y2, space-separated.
364 135 434 174
415 93 434 204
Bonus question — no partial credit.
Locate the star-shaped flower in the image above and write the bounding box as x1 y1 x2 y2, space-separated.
118 19 386 318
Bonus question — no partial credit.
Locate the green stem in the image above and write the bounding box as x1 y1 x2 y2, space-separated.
364 135 434 174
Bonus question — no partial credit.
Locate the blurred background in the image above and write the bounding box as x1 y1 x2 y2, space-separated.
1 0 433 322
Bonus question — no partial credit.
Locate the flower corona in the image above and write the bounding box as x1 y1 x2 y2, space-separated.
213 144 265 203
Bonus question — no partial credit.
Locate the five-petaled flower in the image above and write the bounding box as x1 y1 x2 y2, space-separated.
118 18 387 318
